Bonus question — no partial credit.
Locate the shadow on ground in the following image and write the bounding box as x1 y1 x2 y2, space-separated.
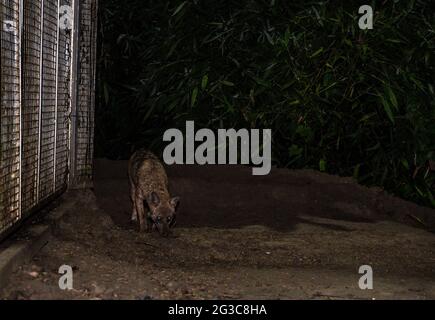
93 159 435 233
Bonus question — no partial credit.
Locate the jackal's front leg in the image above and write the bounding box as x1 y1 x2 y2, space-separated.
130 184 138 222
135 193 148 232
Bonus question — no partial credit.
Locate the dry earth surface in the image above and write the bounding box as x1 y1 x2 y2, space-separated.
1 160 435 299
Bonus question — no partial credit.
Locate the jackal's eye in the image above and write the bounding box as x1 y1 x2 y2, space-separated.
156 216 162 222
167 216 172 223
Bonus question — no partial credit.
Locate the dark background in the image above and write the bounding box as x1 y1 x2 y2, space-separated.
95 0 435 208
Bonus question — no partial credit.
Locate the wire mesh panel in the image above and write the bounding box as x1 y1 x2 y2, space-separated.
0 0 97 239
55 0 71 192
0 0 21 234
38 0 57 201
74 0 96 185
21 0 41 213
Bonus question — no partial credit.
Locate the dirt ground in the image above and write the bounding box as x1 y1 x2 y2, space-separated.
1 160 435 300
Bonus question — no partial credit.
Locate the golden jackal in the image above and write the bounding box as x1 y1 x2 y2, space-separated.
128 149 180 236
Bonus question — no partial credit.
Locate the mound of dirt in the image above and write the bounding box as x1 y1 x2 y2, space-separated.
93 160 435 232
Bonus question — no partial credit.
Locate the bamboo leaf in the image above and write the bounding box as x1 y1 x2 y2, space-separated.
201 75 209 90
319 159 326 172
386 86 398 110
191 87 199 107
172 1 187 17
220 80 235 86
380 94 395 124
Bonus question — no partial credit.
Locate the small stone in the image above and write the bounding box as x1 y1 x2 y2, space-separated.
28 271 39 278
92 283 105 295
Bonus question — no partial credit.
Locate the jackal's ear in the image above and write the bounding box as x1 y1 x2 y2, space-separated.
170 197 180 211
148 192 160 206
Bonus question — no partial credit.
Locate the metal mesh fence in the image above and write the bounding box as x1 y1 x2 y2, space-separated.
0 0 21 233
55 0 72 192
0 0 97 239
38 0 57 201
73 0 96 185
21 0 42 213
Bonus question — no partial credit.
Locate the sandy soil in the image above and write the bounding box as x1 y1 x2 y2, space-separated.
1 160 435 300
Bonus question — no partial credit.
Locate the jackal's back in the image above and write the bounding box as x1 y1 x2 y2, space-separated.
128 149 169 199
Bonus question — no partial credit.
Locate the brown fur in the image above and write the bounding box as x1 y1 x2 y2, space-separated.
128 149 180 236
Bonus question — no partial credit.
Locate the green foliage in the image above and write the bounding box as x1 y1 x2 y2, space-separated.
96 0 435 208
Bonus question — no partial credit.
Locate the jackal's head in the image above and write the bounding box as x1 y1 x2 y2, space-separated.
147 192 180 237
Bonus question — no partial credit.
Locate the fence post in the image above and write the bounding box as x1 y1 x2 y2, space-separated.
0 0 23 238
18 0 24 219
68 0 80 188
69 0 97 189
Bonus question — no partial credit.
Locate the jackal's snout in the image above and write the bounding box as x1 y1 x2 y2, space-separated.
148 192 180 237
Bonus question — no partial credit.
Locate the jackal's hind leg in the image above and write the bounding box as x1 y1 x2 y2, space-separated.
130 184 138 222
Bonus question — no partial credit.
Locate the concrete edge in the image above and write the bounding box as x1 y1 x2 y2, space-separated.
0 191 79 292
0 225 51 290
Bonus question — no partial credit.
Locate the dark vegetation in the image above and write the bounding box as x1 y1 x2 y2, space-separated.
96 0 435 208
